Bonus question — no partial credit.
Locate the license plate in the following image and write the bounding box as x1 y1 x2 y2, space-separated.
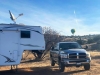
76 63 81 65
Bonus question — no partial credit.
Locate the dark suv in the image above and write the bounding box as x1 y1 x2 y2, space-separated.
50 42 91 72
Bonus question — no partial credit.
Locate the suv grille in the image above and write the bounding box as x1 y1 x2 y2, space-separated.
69 60 86 63
68 53 86 59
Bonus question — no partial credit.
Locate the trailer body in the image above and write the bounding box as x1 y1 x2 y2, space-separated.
0 24 45 66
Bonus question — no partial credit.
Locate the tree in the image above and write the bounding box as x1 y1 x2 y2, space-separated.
93 35 100 42
42 27 63 58
87 39 94 44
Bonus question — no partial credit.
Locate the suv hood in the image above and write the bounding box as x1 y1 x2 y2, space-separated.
62 49 87 53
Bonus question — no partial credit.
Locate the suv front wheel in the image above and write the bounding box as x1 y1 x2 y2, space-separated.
59 61 65 72
84 64 90 70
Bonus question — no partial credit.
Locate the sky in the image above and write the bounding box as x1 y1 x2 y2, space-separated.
0 0 100 36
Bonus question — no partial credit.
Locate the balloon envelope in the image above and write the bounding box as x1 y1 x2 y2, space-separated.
71 29 75 34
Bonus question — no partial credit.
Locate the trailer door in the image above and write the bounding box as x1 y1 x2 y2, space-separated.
0 31 19 64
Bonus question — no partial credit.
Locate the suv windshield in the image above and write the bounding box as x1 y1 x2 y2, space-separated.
59 43 82 50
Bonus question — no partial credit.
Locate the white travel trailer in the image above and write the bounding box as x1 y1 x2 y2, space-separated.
0 24 45 67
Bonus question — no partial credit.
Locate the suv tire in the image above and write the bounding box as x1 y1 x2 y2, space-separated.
50 58 55 66
59 61 65 72
84 64 90 70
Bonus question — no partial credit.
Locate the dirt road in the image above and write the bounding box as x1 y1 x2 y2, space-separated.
0 51 100 75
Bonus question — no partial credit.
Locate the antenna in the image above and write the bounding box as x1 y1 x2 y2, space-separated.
9 10 23 24
9 10 16 23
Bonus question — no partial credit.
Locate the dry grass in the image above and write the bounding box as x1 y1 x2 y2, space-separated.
0 51 100 75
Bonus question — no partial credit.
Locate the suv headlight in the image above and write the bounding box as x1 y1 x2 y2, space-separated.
60 54 67 58
86 53 90 58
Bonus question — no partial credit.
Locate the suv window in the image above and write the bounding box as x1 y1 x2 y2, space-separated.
52 44 59 51
59 43 82 50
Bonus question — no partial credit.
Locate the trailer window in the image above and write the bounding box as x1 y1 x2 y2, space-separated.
21 31 30 38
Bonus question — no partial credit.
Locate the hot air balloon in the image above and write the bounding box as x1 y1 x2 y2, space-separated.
71 29 75 35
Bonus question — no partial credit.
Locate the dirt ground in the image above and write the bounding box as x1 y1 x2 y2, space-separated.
0 51 100 75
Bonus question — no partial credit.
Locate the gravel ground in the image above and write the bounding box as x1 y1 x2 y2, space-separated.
0 51 100 75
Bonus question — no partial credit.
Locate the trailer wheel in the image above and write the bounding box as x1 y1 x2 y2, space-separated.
84 64 90 70
59 61 65 72
50 58 55 66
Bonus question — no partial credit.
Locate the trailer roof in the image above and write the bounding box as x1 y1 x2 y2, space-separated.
0 23 41 27
0 24 42 34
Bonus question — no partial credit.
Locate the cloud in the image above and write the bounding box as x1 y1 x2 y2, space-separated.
20 10 100 36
